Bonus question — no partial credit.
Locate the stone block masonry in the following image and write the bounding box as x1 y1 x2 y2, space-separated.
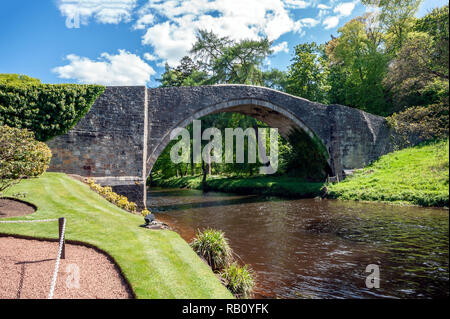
48 85 405 208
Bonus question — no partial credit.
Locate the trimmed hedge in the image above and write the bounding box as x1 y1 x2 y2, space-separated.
0 83 104 141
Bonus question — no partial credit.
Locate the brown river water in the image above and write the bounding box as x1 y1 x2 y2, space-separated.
148 188 449 299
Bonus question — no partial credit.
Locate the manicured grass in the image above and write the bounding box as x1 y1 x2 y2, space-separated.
0 173 233 299
327 139 449 207
152 175 324 198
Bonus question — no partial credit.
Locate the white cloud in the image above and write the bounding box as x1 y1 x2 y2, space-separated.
323 16 339 29
299 18 320 27
143 52 158 61
317 4 331 10
133 14 155 30
284 0 312 9
333 2 356 17
271 41 289 54
57 0 138 27
52 50 155 85
138 0 311 66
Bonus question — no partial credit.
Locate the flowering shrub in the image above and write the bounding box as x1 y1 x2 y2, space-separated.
85 178 137 213
140 208 151 217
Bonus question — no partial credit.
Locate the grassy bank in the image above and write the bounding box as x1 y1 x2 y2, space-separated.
327 139 449 207
0 173 233 299
152 175 324 198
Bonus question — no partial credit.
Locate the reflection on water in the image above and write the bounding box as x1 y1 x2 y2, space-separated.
148 188 449 299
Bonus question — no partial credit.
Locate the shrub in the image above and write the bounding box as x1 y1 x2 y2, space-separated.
387 99 449 148
190 229 233 271
0 83 104 141
141 208 151 217
0 125 52 194
221 263 255 299
0 73 41 85
85 178 137 213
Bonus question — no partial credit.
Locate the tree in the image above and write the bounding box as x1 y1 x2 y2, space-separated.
362 0 422 53
326 15 390 114
285 42 329 103
0 125 52 194
159 56 208 87
384 6 449 110
190 30 273 85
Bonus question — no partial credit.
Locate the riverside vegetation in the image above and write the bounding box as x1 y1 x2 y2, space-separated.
190 229 255 298
327 139 449 207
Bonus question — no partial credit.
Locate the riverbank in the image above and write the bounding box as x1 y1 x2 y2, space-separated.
327 139 449 207
0 173 233 298
152 139 449 208
151 175 324 198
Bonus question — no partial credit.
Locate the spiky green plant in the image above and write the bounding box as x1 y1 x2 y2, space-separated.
221 263 255 298
190 229 233 271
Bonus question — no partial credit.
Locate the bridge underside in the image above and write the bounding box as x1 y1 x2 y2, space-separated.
47 85 402 208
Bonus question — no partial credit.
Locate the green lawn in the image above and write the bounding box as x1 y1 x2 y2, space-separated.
0 173 233 299
327 139 449 207
152 175 324 198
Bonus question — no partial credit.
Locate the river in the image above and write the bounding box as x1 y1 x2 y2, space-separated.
148 188 449 299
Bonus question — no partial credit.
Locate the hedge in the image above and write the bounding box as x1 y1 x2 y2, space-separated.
0 83 105 141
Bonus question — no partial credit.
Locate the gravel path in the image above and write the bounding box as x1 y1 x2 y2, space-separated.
0 237 133 299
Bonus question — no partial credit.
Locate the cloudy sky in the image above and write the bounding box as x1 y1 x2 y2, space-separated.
0 0 447 87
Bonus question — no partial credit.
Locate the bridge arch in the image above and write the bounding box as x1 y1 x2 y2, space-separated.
145 97 331 177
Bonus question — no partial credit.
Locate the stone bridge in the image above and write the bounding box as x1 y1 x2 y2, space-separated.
47 85 397 208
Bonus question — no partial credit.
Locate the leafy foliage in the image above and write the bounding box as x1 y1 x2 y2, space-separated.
221 263 255 299
361 0 422 53
190 30 273 85
326 15 390 114
0 125 52 194
286 43 329 103
190 228 233 272
0 83 104 141
0 73 41 85
384 6 449 110
387 99 449 147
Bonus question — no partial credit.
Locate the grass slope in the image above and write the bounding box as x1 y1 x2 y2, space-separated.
0 173 232 299
327 139 449 207
152 175 324 198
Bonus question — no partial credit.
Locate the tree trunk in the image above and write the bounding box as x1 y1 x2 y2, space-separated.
202 159 208 192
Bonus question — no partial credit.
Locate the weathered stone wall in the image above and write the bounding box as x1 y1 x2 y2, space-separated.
47 84 399 208
47 86 148 206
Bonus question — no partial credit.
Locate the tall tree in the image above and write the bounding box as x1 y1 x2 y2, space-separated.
285 42 329 103
190 30 273 85
326 15 390 114
362 0 422 53
384 5 449 110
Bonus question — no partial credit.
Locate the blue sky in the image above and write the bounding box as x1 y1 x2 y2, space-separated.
0 0 447 87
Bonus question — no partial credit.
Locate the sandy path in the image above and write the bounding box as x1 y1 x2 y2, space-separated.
0 237 133 299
